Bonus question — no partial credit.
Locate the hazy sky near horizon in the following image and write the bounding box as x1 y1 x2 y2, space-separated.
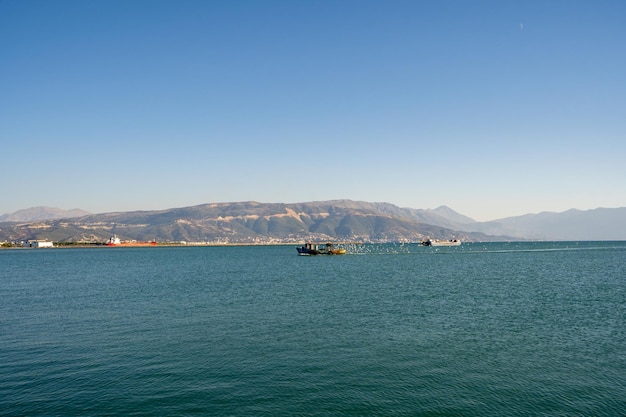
2 0 625 221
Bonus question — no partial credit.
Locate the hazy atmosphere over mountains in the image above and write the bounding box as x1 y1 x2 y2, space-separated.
1 201 624 244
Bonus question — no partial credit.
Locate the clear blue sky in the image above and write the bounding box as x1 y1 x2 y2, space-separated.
2 0 625 221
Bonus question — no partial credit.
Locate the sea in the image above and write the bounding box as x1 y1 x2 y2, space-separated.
1 242 625 416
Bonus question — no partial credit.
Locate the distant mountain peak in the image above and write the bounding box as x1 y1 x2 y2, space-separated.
0 206 91 222
430 206 476 224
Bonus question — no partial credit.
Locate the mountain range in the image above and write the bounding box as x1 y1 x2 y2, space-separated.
0 201 624 243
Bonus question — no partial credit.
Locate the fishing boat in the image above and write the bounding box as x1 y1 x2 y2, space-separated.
422 238 461 247
297 242 346 255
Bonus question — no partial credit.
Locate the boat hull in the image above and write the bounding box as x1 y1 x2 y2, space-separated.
105 235 157 247
297 243 346 255
106 242 158 247
422 239 461 247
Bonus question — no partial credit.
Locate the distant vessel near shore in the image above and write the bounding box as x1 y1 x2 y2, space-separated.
422 238 461 247
297 242 346 255
106 235 157 247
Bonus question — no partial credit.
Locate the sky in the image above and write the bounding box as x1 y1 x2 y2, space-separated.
1 0 625 221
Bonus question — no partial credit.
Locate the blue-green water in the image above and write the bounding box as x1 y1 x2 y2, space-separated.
1 242 625 416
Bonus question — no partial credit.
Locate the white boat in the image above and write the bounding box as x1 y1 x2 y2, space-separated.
422 239 461 247
105 235 157 247
107 235 122 245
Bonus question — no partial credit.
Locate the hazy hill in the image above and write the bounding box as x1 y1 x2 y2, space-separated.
0 206 91 222
0 201 624 243
0 200 485 244
462 207 626 241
